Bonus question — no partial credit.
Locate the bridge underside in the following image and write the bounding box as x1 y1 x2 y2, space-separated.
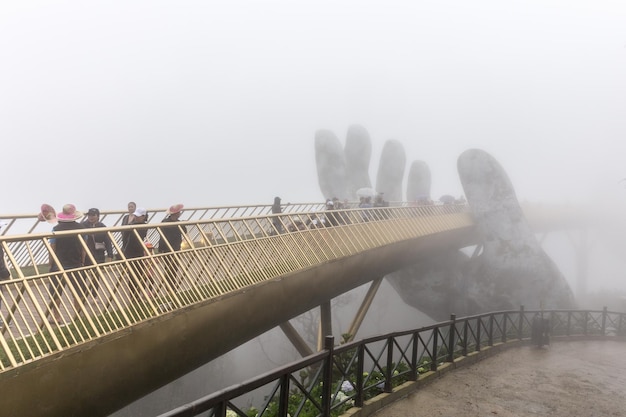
0 226 476 416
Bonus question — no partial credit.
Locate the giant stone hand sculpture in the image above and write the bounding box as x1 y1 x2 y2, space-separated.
315 126 575 320
315 125 419 201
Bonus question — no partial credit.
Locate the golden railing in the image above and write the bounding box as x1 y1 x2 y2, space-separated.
0 202 329 238
0 203 354 268
0 204 472 373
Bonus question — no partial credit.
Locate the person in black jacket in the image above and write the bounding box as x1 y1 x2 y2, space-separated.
48 204 86 322
123 207 149 297
158 204 186 253
82 208 114 264
158 204 187 289
271 196 284 234
121 201 137 250
122 207 148 259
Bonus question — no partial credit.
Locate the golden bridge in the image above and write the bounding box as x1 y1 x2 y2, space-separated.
1 200 605 416
0 203 479 416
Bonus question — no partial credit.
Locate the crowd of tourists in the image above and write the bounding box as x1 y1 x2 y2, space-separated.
0 194 462 324
270 193 391 233
35 201 186 264
0 202 187 323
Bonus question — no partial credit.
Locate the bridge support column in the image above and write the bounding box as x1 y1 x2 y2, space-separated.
345 277 384 343
279 321 314 357
318 301 332 351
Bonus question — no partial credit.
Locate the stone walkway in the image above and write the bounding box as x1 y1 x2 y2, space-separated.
374 339 626 417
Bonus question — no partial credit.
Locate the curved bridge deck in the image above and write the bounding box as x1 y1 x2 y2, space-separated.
0 203 475 416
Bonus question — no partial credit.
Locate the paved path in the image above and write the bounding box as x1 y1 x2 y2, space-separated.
375 340 626 417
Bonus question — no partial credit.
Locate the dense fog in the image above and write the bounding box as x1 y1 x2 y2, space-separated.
2 2 626 416
111 280 433 417
1 1 625 212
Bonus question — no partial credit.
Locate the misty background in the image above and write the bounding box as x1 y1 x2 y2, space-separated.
2 1 625 213
2 2 626 415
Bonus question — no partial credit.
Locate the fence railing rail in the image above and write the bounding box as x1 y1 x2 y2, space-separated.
0 204 472 373
157 307 626 417
0 201 424 237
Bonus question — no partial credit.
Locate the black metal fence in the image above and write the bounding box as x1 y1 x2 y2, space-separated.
157 306 625 417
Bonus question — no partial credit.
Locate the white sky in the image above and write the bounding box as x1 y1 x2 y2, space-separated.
1 0 625 213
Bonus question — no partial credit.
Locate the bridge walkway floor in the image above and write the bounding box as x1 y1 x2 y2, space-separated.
0 268 187 338
374 340 626 417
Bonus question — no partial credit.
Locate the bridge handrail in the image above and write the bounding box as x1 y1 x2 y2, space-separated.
0 201 430 237
157 307 626 417
0 203 466 268
0 204 472 373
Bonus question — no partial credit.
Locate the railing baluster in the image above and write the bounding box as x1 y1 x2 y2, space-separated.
355 343 365 407
431 329 439 371
518 305 525 340
463 318 468 356
385 336 394 393
476 316 482 352
321 336 334 417
447 314 456 362
410 331 418 381
278 374 290 417
215 401 227 417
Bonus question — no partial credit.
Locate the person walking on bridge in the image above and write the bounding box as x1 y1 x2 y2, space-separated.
122 201 137 226
0 224 11 328
271 196 284 234
158 204 187 289
121 201 137 252
82 208 114 264
47 204 87 322
122 207 149 297
122 207 148 258
158 204 186 253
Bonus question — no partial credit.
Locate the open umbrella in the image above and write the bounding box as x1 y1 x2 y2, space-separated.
439 194 456 204
356 187 376 198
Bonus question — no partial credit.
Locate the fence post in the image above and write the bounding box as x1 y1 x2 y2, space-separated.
447 314 456 362
409 331 418 381
431 329 439 371
601 306 608 336
384 336 394 393
488 313 494 347
278 374 290 417
476 316 481 352
462 319 468 356
321 336 334 417
355 343 365 407
518 305 525 340
215 401 227 417
502 312 508 343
